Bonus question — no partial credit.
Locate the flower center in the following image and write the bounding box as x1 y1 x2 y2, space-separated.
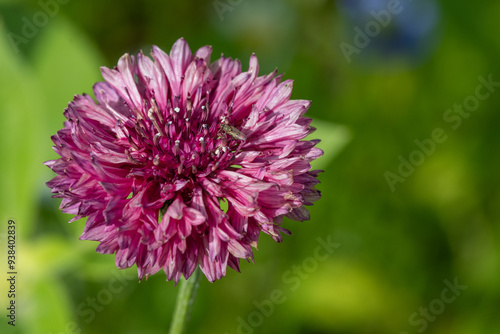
122 96 245 182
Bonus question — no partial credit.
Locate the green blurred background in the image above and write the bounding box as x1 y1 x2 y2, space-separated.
1 0 499 333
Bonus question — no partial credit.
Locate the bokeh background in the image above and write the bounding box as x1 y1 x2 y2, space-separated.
1 0 499 333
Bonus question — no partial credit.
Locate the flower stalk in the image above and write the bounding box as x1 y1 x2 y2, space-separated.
169 268 202 334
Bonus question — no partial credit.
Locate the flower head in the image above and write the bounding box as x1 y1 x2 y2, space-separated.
45 38 323 283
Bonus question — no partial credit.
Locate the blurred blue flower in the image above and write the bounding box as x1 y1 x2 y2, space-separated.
338 0 441 66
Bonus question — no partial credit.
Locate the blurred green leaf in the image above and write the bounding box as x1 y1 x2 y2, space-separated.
286 259 412 333
27 278 75 334
308 120 350 170
33 15 104 162
0 19 45 235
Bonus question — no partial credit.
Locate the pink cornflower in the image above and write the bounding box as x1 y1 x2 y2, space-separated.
45 38 323 283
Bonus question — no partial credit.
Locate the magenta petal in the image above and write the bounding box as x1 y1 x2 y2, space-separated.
137 52 169 111
184 207 206 226
167 195 184 220
170 38 192 79
194 45 212 63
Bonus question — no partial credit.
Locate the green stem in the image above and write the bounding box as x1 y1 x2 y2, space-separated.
168 268 202 334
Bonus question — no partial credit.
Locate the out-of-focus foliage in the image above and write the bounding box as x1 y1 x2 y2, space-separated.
1 0 499 333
